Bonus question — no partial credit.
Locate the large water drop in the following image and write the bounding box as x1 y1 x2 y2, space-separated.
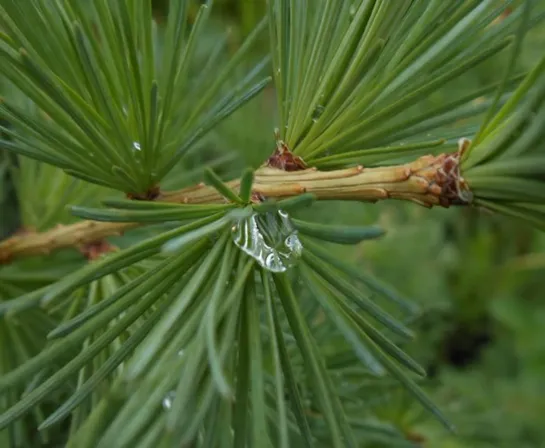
231 209 303 273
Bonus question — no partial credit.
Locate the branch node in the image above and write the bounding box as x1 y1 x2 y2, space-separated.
126 185 161 201
436 138 473 205
251 192 266 203
375 188 389 199
79 240 117 261
267 130 307 171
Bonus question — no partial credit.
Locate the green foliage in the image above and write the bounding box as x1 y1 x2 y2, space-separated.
269 0 542 167
462 50 545 227
0 1 545 447
0 0 270 195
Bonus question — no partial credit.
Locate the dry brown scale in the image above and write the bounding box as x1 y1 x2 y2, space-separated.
79 239 118 261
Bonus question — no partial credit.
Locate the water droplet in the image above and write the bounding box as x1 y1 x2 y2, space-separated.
178 349 185 357
265 252 284 272
276 68 281 75
285 234 303 256
312 105 325 123
231 209 303 273
132 141 141 151
162 391 175 410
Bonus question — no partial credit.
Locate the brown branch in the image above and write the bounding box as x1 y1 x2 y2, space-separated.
0 146 472 264
0 221 136 264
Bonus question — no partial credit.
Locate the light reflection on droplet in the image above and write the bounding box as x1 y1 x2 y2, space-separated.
231 209 303 273
285 234 303 256
265 252 284 272
162 390 175 410
132 142 141 151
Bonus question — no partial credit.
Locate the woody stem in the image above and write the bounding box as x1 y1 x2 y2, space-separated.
0 152 470 264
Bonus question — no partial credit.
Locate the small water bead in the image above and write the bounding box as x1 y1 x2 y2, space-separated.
231 209 303 273
312 105 325 123
132 141 141 151
162 390 176 410
264 252 284 272
285 233 303 255
349 5 357 20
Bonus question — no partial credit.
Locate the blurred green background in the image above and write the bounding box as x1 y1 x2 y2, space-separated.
1 1 544 447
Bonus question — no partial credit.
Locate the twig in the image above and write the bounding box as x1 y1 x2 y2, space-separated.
0 147 472 264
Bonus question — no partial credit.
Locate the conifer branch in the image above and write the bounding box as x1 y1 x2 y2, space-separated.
0 145 472 264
